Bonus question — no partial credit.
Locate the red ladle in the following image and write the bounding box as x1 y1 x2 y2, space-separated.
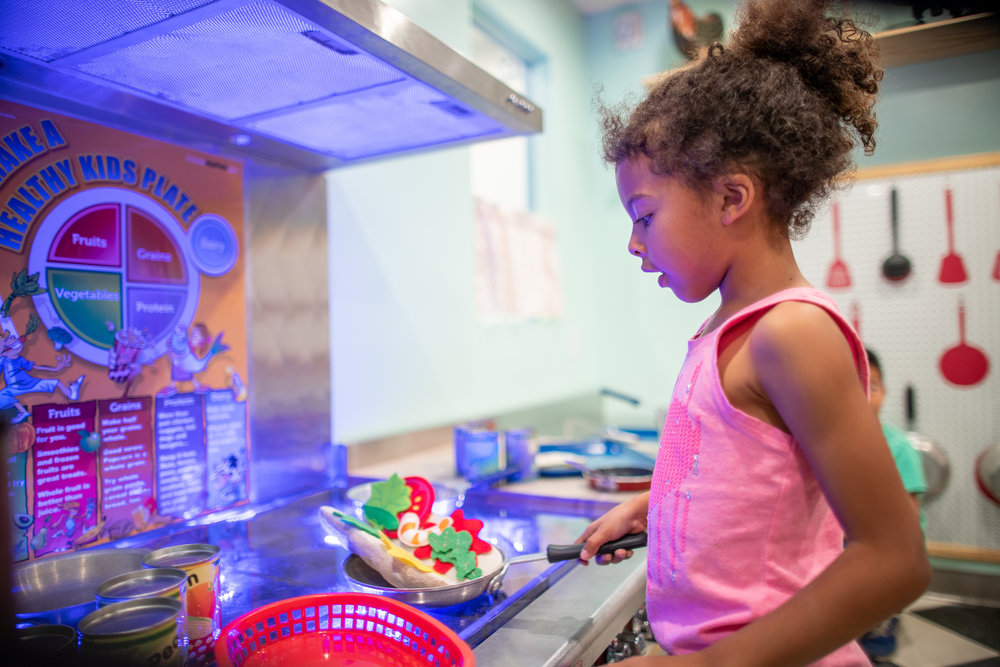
939 300 989 387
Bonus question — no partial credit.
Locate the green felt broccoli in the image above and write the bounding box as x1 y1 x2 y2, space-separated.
428 527 482 580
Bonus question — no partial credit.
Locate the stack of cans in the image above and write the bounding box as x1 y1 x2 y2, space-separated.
74 543 221 667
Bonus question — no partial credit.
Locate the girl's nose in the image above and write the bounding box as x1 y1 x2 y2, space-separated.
628 238 643 257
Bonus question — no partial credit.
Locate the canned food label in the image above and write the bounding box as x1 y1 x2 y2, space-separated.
144 545 220 666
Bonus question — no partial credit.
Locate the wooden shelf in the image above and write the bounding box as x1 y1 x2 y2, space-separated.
875 12 1000 68
640 12 999 87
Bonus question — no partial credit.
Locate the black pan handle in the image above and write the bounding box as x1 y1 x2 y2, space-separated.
546 531 648 562
905 384 916 431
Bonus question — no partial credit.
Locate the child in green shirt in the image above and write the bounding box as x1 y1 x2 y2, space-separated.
861 348 928 660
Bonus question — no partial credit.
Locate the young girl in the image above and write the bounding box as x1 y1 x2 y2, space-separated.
576 1 930 664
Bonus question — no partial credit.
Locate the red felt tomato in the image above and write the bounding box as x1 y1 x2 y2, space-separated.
403 476 434 522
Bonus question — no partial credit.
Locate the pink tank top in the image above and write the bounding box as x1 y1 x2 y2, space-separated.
646 287 870 665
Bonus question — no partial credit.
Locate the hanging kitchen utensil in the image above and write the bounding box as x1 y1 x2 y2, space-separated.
882 187 912 282
850 301 861 335
938 188 968 284
904 385 950 504
993 186 1000 282
826 201 852 289
939 299 989 387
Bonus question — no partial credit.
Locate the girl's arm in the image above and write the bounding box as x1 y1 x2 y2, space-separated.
629 301 930 666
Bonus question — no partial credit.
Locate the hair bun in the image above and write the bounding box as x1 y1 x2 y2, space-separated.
731 0 882 152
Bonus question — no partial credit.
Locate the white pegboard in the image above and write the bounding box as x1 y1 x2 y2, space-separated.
792 159 1000 552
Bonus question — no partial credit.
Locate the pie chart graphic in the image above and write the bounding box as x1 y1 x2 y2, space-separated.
27 187 235 367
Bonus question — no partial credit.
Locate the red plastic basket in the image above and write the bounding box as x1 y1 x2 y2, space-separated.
214 593 474 667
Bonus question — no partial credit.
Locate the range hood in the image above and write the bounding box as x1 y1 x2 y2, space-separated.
0 0 543 171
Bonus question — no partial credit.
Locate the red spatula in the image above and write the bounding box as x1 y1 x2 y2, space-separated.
939 299 989 387
993 186 1000 282
826 201 851 289
938 189 968 284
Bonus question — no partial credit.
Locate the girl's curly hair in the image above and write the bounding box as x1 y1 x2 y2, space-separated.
600 0 882 237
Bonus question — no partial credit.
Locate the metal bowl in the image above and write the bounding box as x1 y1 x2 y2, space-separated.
11 547 149 627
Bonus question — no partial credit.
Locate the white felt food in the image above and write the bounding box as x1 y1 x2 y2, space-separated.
319 506 503 589
318 507 448 588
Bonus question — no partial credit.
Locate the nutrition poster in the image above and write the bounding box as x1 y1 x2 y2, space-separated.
1 100 250 561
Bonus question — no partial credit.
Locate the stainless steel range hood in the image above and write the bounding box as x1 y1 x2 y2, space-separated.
0 0 543 171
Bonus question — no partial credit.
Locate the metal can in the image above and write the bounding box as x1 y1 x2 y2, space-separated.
97 567 187 658
78 597 183 666
143 544 220 666
455 424 500 481
505 427 536 481
97 567 187 607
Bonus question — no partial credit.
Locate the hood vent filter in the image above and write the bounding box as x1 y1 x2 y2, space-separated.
0 0 541 169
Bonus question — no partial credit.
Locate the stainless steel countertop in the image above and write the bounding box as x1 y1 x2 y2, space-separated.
475 552 647 666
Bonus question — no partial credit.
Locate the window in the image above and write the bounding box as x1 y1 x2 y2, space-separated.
469 20 535 211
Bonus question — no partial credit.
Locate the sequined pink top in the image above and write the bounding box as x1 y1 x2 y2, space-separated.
646 287 870 665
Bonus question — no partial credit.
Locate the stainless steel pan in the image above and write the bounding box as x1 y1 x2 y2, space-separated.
976 442 1000 505
11 547 149 627
344 532 647 607
904 385 950 503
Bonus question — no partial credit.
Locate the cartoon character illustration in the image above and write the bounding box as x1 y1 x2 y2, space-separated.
12 512 33 560
226 365 247 402
107 325 151 398
1 330 85 422
212 453 247 505
159 322 229 396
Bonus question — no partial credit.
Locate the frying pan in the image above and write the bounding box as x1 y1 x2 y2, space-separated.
564 459 654 492
344 532 648 607
975 443 1000 506
904 385 949 504
11 547 149 627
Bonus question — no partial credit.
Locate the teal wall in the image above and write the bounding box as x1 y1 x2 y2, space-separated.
328 0 604 443
328 0 1000 443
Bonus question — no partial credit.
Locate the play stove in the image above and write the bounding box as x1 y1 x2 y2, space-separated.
113 480 622 652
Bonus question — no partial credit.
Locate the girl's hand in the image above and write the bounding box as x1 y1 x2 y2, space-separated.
576 491 649 565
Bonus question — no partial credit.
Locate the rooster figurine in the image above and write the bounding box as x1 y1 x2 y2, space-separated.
670 0 724 59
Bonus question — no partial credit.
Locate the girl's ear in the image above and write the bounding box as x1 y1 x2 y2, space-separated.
715 173 755 226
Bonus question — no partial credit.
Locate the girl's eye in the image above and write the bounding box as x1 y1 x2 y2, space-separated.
634 214 652 227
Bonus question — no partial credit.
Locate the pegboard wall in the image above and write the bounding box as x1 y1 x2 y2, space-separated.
792 154 1000 555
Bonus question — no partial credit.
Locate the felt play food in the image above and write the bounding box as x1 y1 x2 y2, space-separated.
320 474 501 589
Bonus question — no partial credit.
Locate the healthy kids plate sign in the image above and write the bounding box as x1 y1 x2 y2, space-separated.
1 100 250 561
